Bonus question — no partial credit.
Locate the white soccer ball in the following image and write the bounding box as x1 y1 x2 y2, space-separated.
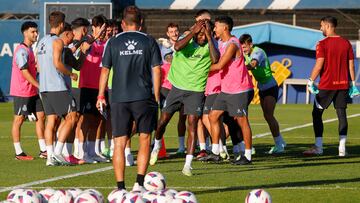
107 189 127 203
7 188 25 202
66 188 82 199
160 189 178 197
122 192 145 203
144 172 166 192
74 191 100 203
172 198 186 203
142 191 158 202
153 191 174 203
83 189 104 203
39 188 56 202
175 191 197 203
245 189 272 203
48 189 73 203
19 189 41 203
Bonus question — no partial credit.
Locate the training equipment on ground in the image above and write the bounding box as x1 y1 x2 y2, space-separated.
161 188 178 197
153 191 175 203
142 191 158 202
67 188 82 199
18 189 41 203
74 191 100 203
245 189 272 203
175 191 198 203
39 188 56 202
48 189 74 203
7 188 25 202
107 189 128 203
144 172 166 192
122 192 145 203
83 189 104 203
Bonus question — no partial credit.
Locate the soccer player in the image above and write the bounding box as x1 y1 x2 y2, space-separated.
304 16 359 156
78 15 109 163
97 6 162 190
239 34 286 154
150 20 219 176
10 21 46 160
37 11 78 166
206 16 254 165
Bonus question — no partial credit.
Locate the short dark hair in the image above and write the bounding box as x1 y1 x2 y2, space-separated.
321 16 337 27
63 22 72 32
92 15 107 27
71 17 90 29
195 9 211 18
21 21 38 33
122 5 142 26
215 16 233 31
239 34 252 44
166 23 179 31
49 11 65 28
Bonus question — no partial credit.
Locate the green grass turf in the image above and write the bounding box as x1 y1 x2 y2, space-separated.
1 103 360 202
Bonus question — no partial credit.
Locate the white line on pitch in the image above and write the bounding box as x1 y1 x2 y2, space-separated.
253 113 360 139
0 166 113 193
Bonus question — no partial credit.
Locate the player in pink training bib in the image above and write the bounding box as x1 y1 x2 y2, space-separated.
202 16 254 165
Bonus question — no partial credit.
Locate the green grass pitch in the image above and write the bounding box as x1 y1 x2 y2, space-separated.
1 103 360 202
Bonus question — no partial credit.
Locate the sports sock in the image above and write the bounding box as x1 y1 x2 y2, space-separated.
178 136 185 151
14 142 23 155
110 139 114 150
62 143 73 156
54 141 64 155
233 143 240 155
211 144 219 155
239 141 245 153
117 181 125 190
100 138 106 153
339 135 347 148
95 139 101 156
184 155 193 167
205 136 211 151
136 174 145 186
46 145 53 161
125 147 131 156
199 143 206 151
153 138 162 151
315 137 323 148
78 142 84 159
38 139 46 152
274 134 285 146
244 149 252 161
219 140 225 153
87 141 96 157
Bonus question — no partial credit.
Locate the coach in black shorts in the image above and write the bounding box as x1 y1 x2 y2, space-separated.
96 6 162 191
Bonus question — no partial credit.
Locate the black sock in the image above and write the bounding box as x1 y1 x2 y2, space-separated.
136 174 145 186
117 181 125 190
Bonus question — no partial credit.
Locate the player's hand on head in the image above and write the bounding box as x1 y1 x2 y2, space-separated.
192 20 205 34
204 20 212 38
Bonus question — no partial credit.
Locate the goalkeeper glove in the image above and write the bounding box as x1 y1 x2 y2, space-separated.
307 78 319 94
349 81 360 98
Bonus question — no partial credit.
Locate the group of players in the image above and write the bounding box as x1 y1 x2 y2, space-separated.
10 6 359 190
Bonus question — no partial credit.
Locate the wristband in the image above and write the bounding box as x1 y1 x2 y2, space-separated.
97 95 105 100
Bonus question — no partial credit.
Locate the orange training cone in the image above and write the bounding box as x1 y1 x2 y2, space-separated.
158 137 168 158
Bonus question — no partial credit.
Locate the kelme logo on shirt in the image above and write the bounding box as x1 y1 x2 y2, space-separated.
120 40 143 56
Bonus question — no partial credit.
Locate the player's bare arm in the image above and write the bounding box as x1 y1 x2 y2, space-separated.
53 39 77 81
210 43 237 71
96 67 110 109
205 21 219 64
309 58 324 81
246 59 258 70
21 69 39 88
349 59 355 81
152 65 161 103
174 21 204 51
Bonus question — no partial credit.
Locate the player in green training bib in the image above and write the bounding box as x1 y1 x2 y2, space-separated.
150 20 219 177
240 34 286 154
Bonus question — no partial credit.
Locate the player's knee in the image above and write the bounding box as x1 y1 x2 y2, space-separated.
13 116 25 125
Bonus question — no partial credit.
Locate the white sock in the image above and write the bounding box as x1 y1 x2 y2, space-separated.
78 142 84 159
199 143 206 151
46 145 53 161
222 145 229 155
184 155 193 167
154 139 162 151
178 136 185 151
315 137 323 148
87 141 96 157
95 139 101 156
219 140 225 153
100 139 106 153
339 135 347 148
62 143 73 156
274 134 285 146
110 139 114 151
38 139 46 152
233 143 240 154
212 144 219 155
125 147 131 156
14 142 23 155
73 138 79 157
54 141 64 155
245 149 252 161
